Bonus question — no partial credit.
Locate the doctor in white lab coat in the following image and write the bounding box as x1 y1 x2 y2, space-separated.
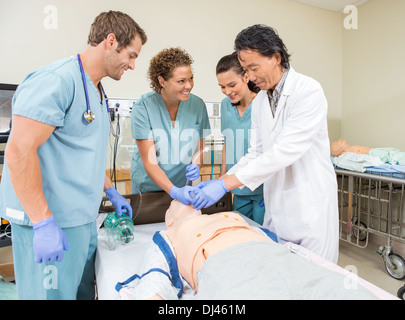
191 24 339 263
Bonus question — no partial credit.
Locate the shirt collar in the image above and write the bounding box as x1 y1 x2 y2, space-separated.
268 68 289 98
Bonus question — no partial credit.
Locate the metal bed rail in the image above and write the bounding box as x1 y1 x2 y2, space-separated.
335 168 405 280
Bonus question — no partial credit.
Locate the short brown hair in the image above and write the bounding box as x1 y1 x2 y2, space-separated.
148 47 194 93
88 11 147 52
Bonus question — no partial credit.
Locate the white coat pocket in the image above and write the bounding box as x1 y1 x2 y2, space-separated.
275 182 317 244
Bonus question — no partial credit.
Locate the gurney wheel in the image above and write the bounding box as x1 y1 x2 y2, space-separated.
351 219 367 241
398 285 405 300
385 253 405 280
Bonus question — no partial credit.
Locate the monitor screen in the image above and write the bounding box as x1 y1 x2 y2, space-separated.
0 83 17 136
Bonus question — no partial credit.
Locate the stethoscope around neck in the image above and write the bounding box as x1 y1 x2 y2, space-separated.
77 53 109 124
77 54 118 138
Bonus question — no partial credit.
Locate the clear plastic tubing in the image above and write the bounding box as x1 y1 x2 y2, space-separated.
185 146 210 186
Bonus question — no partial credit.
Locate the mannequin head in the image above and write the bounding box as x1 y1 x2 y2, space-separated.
165 200 201 228
331 139 350 157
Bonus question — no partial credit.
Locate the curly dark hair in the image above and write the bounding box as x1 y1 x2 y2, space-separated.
148 47 194 93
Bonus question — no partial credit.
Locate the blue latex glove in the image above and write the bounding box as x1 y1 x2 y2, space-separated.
170 185 196 206
191 179 229 210
194 180 212 189
105 187 133 218
185 164 200 181
33 216 68 263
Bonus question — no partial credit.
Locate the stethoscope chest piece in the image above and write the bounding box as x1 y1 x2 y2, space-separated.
83 110 95 123
77 53 108 125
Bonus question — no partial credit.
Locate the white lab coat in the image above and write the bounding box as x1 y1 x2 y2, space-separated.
227 67 339 263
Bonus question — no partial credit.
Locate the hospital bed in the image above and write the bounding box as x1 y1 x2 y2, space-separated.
95 190 397 300
334 155 405 284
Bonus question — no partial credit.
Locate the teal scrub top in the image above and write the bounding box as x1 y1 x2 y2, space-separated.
0 57 110 228
220 97 263 196
131 91 211 193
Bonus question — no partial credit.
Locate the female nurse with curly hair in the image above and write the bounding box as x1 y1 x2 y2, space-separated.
131 48 210 205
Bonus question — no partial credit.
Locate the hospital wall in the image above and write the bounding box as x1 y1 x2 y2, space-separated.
342 0 405 150
0 0 342 145
2 1 403 162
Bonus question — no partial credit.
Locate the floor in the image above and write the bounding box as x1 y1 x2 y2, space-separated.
337 239 405 298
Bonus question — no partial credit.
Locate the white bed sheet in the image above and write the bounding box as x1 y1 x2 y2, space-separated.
95 214 165 300
95 214 398 300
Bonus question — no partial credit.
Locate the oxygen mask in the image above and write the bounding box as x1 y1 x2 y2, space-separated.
103 211 134 250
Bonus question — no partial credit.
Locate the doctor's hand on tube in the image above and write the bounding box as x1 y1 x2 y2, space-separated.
185 164 200 181
170 185 196 206
105 187 133 218
191 179 229 210
33 216 69 263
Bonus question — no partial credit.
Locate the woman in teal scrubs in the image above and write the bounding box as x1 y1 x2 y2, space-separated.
131 48 210 203
216 52 265 224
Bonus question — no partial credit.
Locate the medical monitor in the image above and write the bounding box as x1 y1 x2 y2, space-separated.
0 83 17 142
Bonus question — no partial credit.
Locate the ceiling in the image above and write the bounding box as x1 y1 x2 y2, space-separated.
287 0 369 12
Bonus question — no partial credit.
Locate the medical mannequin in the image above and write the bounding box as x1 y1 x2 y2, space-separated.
164 200 272 291
331 139 371 157
117 200 377 300
331 139 405 165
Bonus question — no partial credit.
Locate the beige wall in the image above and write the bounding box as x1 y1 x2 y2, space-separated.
5 1 403 153
342 0 405 149
0 0 342 143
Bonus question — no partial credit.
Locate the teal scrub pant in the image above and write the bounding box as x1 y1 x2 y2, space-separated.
233 194 265 225
11 221 97 300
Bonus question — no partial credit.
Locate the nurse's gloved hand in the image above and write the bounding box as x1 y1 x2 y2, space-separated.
33 216 68 263
170 185 196 206
105 187 133 218
185 164 200 181
194 179 215 190
191 179 229 210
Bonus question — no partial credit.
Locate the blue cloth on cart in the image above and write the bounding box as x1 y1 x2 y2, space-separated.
365 163 405 179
